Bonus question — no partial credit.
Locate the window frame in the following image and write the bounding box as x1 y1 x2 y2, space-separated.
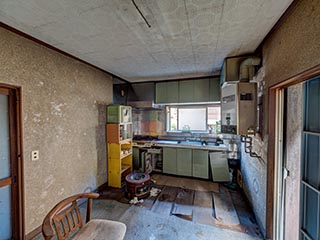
166 104 221 133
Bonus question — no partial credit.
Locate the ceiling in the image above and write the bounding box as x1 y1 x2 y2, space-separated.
0 0 293 82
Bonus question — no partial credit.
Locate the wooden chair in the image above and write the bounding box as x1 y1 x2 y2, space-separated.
42 193 126 240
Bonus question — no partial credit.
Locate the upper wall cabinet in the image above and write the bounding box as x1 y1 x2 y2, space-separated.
155 77 220 104
155 81 179 104
194 79 210 102
179 80 194 102
179 78 220 103
209 78 220 102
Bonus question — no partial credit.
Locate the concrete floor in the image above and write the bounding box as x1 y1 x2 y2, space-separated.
33 199 262 240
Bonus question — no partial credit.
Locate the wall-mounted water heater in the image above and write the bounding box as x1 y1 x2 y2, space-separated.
221 82 257 135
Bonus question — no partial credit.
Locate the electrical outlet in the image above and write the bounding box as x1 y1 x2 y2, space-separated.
31 150 39 161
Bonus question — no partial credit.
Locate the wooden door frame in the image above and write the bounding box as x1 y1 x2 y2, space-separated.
266 64 320 239
0 83 24 239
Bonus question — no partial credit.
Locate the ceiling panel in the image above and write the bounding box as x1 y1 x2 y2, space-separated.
0 0 294 82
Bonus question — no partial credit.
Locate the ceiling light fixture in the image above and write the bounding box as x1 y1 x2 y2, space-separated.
131 0 151 28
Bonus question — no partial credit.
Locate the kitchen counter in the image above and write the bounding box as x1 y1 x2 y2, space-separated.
133 140 227 151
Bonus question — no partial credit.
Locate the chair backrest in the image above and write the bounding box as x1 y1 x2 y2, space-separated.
42 193 99 240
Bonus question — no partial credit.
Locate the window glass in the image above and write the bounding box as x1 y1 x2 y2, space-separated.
167 107 177 131
178 108 206 131
208 106 221 133
208 106 221 125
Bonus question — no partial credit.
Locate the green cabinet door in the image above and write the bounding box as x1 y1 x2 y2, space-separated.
193 150 209 179
162 147 177 174
209 78 221 102
209 151 229 182
179 80 194 103
166 81 179 103
194 79 210 102
176 148 192 176
155 81 179 104
155 82 167 103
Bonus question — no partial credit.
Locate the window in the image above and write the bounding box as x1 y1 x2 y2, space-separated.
166 105 221 133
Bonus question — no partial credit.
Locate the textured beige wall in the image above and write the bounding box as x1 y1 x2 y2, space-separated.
263 0 320 87
0 27 112 233
241 0 320 237
284 83 303 240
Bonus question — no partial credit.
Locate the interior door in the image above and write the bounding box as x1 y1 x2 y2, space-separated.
0 86 23 239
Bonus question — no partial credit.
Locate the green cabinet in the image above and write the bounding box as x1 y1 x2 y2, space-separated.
192 150 209 179
209 78 220 102
179 80 194 103
167 81 179 103
156 78 220 104
209 151 229 182
194 79 210 102
155 81 179 104
162 147 177 174
179 78 220 103
155 82 167 104
177 148 192 176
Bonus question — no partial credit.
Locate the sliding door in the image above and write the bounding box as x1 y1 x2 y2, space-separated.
300 76 320 240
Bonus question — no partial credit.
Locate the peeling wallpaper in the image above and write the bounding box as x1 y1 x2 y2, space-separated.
0 27 112 233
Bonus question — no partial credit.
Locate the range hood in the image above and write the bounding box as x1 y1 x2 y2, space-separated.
127 100 162 109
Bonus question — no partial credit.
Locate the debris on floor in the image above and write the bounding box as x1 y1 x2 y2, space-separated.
150 187 161 197
129 197 144 205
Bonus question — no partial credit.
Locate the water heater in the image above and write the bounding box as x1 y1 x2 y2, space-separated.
221 82 257 135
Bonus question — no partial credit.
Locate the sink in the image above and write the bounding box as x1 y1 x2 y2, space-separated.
152 140 226 150
153 140 178 145
178 141 203 146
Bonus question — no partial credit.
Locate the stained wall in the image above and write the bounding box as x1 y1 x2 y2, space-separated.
0 27 112 233
284 83 303 240
241 0 320 238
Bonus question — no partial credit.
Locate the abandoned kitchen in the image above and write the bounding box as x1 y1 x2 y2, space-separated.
0 0 319 239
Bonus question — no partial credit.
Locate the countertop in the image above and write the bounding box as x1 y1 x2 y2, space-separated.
133 140 228 151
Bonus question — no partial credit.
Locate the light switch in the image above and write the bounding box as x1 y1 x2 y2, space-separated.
31 150 39 161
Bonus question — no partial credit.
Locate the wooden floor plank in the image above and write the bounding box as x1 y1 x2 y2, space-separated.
213 186 240 226
171 188 194 220
151 186 178 216
151 174 219 193
229 190 263 238
193 191 216 226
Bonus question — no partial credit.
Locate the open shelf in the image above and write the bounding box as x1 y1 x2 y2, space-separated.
121 165 131 174
107 105 133 188
120 139 132 145
120 151 132 160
